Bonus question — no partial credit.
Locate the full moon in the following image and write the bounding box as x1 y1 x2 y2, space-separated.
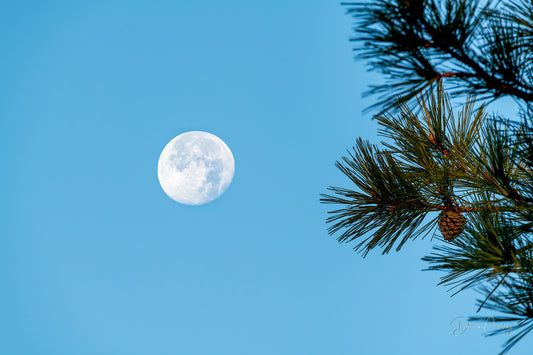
157 131 235 205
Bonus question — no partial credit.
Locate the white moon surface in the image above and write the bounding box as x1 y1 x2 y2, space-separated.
157 131 235 205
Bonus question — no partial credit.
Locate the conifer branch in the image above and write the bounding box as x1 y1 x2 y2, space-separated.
342 0 533 112
325 1 533 352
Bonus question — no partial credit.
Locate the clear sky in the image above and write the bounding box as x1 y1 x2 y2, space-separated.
2 1 531 354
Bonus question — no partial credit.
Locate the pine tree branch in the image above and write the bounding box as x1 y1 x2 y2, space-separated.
342 0 533 112
325 2 533 351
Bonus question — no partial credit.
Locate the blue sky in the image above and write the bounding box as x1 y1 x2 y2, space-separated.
2 1 531 354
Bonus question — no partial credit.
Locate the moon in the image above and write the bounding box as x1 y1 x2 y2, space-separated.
157 131 235 205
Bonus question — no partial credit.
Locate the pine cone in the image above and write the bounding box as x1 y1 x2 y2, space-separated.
438 209 466 242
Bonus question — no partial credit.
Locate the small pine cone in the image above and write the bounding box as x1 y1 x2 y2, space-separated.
438 209 466 242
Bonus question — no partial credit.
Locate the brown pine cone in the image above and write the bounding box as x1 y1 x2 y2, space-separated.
438 209 467 242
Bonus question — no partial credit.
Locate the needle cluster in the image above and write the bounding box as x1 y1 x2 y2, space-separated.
323 1 533 353
342 0 533 113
